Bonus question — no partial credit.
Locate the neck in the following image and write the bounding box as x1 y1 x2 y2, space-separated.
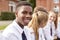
16 20 24 29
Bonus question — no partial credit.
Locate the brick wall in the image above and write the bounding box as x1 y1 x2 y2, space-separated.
36 0 60 11
0 0 18 12
0 0 19 16
0 0 9 12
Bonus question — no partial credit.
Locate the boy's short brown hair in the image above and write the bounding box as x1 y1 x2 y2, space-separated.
16 1 32 10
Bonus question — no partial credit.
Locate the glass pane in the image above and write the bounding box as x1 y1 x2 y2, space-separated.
53 5 59 13
53 0 59 3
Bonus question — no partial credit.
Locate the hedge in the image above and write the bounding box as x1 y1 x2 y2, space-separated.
0 12 15 20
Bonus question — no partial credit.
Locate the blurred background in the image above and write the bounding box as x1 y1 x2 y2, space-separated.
0 0 60 33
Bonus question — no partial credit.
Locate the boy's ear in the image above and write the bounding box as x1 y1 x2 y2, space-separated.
15 11 18 17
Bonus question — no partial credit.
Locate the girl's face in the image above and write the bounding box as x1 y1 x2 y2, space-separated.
48 12 56 22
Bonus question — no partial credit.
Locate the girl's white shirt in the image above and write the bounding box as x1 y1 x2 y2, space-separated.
24 26 35 40
43 21 56 40
25 26 46 40
24 21 56 40
56 22 60 38
38 28 45 40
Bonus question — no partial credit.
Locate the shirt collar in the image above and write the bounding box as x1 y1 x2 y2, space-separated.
13 20 23 34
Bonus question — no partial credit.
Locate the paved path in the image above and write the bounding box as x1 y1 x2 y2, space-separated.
0 20 13 26
0 20 13 34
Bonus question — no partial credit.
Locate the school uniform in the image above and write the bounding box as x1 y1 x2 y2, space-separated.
43 22 56 40
38 28 46 40
2 20 31 40
56 22 60 40
0 34 8 40
25 27 35 40
26 26 46 40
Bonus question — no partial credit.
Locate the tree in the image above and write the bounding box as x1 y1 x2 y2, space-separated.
28 0 36 9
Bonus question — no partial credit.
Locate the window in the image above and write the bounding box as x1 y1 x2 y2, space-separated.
9 1 16 12
10 6 13 12
53 5 59 13
53 0 59 3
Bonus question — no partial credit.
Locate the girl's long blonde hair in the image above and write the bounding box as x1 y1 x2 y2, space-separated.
28 6 48 40
49 11 58 29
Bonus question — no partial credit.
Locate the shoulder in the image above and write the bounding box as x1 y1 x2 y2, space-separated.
2 32 18 40
24 26 35 35
2 21 18 37
24 26 34 32
2 24 19 40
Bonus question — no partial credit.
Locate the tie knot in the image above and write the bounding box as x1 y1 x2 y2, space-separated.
22 31 25 35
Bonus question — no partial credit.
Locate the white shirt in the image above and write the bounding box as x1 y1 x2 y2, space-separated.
26 26 46 40
43 22 55 40
25 27 35 40
38 28 45 40
56 22 60 38
0 34 5 40
2 20 31 40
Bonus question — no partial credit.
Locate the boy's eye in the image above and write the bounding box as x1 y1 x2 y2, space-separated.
22 11 32 15
22 11 27 14
29 12 32 15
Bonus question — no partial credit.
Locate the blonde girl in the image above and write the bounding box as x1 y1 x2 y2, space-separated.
28 6 48 40
44 11 57 40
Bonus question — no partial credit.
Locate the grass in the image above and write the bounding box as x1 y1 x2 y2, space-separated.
0 25 7 30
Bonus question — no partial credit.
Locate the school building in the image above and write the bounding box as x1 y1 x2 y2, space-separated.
36 0 60 12
0 0 19 12
0 0 60 13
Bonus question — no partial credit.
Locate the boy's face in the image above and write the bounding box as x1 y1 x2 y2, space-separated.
16 6 32 26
